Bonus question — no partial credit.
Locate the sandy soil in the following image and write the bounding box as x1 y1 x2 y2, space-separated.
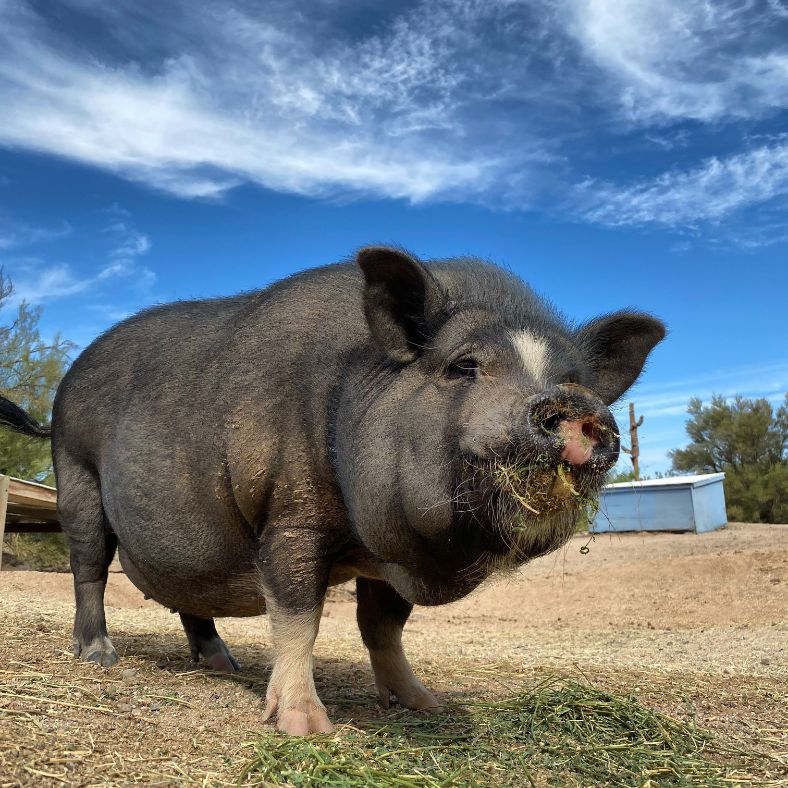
1 522 786 785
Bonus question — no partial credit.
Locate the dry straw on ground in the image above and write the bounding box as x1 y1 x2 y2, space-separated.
2 523 787 785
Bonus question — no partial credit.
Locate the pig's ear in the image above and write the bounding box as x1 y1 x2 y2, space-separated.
357 246 447 363
576 311 666 404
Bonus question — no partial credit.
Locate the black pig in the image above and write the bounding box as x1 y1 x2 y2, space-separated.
0 247 664 734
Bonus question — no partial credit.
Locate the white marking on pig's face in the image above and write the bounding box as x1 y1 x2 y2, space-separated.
511 330 550 383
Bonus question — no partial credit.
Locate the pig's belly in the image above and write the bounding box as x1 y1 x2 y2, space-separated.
117 544 267 619
101 456 267 618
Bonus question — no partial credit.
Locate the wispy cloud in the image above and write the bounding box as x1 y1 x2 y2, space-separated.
609 360 788 473
568 0 788 125
1 0 788 240
619 360 788 416
97 205 154 284
0 0 519 203
7 263 94 303
0 218 72 250
2 208 154 307
573 141 788 228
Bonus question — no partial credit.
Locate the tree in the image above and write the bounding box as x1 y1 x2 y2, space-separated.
0 268 74 482
1 268 74 569
607 468 638 484
669 394 788 524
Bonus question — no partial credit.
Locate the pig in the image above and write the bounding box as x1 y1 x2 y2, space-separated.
0 247 665 734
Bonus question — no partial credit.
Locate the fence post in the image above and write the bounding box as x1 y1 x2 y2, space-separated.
628 402 644 481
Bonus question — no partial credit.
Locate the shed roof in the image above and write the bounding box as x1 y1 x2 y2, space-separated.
603 472 725 491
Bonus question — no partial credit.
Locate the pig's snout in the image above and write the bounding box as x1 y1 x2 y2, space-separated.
526 388 619 469
556 419 600 465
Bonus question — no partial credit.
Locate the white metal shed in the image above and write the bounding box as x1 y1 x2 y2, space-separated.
590 473 727 534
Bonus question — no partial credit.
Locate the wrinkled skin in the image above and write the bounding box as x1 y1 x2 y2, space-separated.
0 247 665 735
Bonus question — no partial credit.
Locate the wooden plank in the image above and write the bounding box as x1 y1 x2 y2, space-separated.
7 477 57 509
2 477 62 569
0 475 9 571
6 503 61 521
4 521 62 534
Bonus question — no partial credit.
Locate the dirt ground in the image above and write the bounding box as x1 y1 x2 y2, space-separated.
1 522 787 785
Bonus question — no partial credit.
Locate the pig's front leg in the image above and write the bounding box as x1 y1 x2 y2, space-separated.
261 601 334 734
259 533 334 735
356 578 440 710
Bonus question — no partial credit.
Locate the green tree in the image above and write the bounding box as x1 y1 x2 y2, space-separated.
0 268 74 482
607 469 639 484
1 269 73 570
669 394 788 523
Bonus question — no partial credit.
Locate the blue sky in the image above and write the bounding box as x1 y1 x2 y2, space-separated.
1 0 787 475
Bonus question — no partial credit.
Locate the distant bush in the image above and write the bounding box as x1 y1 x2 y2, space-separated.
1 267 73 571
3 532 70 571
670 394 787 524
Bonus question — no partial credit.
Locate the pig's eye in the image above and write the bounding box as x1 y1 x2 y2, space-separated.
446 357 479 380
559 371 579 384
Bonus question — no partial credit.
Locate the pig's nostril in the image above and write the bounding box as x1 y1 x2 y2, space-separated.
581 421 596 441
541 413 561 435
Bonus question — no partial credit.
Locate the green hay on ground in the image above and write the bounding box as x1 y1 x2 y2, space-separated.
240 678 779 787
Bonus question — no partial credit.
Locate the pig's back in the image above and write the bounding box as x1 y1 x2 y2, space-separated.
52 263 366 461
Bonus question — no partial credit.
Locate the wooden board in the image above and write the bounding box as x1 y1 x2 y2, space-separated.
7 477 58 509
0 475 9 566
1 475 61 570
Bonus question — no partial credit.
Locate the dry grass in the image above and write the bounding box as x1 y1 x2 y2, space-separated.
1 606 785 787
2 533 70 572
2 523 787 786
0 611 238 786
493 459 601 535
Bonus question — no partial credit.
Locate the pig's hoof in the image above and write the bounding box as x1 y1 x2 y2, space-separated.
76 636 119 668
262 696 334 735
204 651 241 672
369 650 441 710
377 679 440 711
86 649 120 668
277 708 335 736
197 638 241 673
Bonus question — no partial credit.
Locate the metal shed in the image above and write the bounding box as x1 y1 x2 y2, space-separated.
590 472 727 534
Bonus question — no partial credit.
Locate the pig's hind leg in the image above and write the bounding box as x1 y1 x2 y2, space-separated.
356 579 440 710
56 457 119 668
179 613 240 672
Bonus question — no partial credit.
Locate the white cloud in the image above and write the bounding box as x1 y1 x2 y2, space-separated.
567 0 788 124
0 0 514 204
574 142 788 228
608 360 788 472
99 206 152 279
0 218 72 250
9 263 93 303
1 209 154 307
1 0 788 237
624 361 788 414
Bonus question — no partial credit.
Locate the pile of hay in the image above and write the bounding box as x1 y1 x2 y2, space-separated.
241 677 779 786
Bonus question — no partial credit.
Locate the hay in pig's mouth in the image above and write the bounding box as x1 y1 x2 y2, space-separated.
456 453 608 577
492 458 603 522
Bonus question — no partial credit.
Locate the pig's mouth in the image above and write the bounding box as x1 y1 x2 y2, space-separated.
457 448 612 572
453 386 619 574
492 450 611 518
